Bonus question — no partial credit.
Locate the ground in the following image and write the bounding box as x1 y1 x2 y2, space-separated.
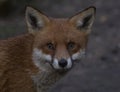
0 0 120 92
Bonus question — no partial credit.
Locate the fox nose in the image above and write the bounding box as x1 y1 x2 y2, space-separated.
59 59 67 68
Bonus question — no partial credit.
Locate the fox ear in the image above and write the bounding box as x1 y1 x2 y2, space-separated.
25 6 49 34
69 6 96 34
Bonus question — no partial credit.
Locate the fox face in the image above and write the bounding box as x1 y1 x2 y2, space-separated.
26 6 95 71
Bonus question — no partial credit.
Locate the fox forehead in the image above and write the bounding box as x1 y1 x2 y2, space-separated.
26 6 95 48
34 18 88 45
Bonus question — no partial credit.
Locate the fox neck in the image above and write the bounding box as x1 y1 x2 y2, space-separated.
32 70 67 92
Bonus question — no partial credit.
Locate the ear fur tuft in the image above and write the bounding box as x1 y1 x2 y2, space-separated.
69 6 96 33
25 6 49 33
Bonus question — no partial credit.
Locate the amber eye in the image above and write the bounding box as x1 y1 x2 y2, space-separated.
47 43 55 50
67 42 75 50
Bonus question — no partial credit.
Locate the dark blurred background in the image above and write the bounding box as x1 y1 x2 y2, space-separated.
0 0 120 92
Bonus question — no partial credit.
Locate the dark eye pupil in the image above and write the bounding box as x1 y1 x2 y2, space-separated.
47 43 54 50
68 42 75 50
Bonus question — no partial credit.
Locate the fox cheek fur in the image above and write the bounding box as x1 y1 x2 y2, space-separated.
32 48 53 71
32 48 86 71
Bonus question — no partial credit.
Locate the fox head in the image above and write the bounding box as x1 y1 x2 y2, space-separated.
25 6 96 72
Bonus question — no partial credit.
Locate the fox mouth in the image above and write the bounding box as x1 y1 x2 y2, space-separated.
44 58 80 72
49 58 73 70
49 62 72 71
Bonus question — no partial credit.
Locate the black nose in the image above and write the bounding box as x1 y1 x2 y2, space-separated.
59 59 67 68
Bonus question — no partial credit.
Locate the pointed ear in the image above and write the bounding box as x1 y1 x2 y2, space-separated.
25 6 49 34
69 6 96 34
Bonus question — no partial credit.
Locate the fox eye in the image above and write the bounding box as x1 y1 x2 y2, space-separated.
47 43 55 50
67 42 75 50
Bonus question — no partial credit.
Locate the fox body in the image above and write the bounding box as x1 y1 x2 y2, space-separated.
0 6 95 92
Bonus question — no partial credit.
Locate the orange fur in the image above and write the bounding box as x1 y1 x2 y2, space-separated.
0 6 95 92
0 34 39 92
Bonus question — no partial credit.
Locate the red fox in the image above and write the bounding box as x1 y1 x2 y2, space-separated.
0 6 96 92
